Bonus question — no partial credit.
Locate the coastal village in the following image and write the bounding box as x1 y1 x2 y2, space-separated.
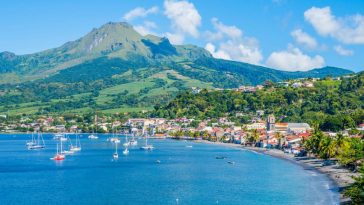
2 111 363 156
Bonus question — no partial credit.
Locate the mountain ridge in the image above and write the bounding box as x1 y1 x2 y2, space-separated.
0 21 353 85
0 21 355 115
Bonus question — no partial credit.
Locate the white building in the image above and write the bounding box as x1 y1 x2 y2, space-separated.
246 122 266 130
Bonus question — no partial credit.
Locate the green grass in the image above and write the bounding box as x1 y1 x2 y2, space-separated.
102 106 153 114
100 80 155 95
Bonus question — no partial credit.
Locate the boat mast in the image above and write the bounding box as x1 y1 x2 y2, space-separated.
41 132 45 146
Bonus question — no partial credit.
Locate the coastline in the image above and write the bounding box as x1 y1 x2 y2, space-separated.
195 140 358 204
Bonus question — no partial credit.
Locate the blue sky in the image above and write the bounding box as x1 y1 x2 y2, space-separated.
0 0 363 72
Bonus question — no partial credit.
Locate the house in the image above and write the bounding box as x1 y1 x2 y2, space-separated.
286 135 302 148
303 81 314 88
287 123 311 134
246 122 266 130
275 123 288 132
191 87 201 94
55 125 66 132
292 82 302 88
256 110 264 116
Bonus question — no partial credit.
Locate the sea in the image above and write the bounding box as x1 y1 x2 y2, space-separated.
0 134 339 205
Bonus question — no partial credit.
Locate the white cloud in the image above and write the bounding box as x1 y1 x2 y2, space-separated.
205 43 232 60
266 45 325 71
134 21 158 36
165 32 185 44
204 18 263 65
123 6 159 21
206 18 242 41
334 45 354 56
304 6 364 44
291 29 317 49
164 0 201 43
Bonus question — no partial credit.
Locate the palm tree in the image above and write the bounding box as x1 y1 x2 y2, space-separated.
274 132 284 149
319 136 336 160
251 129 260 146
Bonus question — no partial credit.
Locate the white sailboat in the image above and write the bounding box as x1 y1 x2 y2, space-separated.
28 132 45 150
88 114 99 139
70 133 81 152
129 133 138 146
61 134 75 155
109 127 120 143
113 142 119 159
26 132 36 147
53 133 67 141
123 134 130 147
123 134 129 155
140 133 154 150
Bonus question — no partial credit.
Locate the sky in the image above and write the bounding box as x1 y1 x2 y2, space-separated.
1 0 364 72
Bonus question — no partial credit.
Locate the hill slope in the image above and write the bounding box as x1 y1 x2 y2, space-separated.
0 22 354 115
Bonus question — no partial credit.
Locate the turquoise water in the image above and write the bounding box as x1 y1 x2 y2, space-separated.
0 134 338 205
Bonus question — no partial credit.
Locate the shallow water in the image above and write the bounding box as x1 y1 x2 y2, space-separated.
0 134 339 205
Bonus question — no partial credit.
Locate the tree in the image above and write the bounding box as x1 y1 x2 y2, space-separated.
318 136 336 160
337 138 364 170
344 165 364 204
274 132 284 148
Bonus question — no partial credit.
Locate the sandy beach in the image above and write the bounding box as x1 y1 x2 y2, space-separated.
195 140 359 204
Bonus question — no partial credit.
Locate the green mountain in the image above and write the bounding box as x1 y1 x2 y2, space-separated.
0 22 354 115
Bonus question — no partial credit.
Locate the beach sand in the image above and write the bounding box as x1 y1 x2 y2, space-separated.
195 140 359 204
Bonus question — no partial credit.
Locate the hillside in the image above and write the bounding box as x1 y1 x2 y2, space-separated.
153 72 364 131
0 22 354 115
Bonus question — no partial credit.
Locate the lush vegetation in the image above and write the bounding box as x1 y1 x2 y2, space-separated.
153 72 364 131
303 128 364 204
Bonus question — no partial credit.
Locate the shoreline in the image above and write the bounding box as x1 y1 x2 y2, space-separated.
195 140 358 204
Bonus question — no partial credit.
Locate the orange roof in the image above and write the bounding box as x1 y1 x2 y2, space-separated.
286 135 300 141
275 123 288 127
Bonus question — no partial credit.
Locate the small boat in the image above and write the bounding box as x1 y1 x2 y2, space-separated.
52 143 65 161
186 145 193 148
123 134 130 147
113 141 119 159
88 134 98 139
62 150 75 155
70 133 81 152
26 132 36 147
155 160 161 164
109 137 120 144
129 133 138 146
215 156 227 159
53 134 67 141
28 132 45 150
140 133 154 150
227 161 235 165
123 147 129 155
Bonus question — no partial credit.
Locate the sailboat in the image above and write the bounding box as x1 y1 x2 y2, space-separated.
109 127 120 143
70 133 81 152
122 134 129 155
123 133 130 147
129 133 138 146
26 132 36 147
61 134 75 155
140 132 154 150
28 132 45 150
52 143 65 161
88 113 99 139
113 142 119 159
54 133 67 141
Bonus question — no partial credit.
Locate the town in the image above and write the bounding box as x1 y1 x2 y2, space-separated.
2 110 363 156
